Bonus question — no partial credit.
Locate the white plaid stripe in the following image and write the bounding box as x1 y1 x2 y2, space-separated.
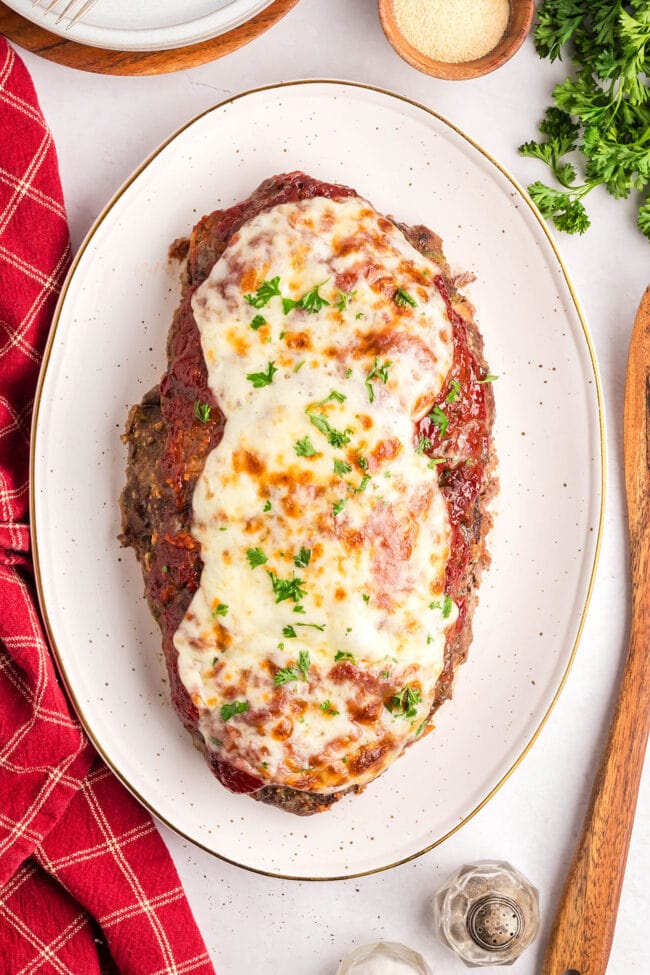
83 776 181 975
0 166 66 220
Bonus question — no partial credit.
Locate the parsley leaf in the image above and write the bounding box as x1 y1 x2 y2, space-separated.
385 684 421 719
244 277 281 308
246 361 278 388
194 400 212 423
335 650 357 663
274 650 311 686
250 314 266 331
320 699 340 715
445 379 461 403
520 7 650 241
333 497 347 517
267 571 307 604
365 357 392 403
429 404 449 437
246 547 267 569
308 412 352 448
394 287 417 308
298 280 330 314
282 625 297 638
294 547 311 568
263 499 272 512
430 594 454 618
220 700 248 721
334 458 352 476
416 434 432 455
313 389 347 406
211 603 228 618
294 436 318 457
478 374 499 383
335 290 357 312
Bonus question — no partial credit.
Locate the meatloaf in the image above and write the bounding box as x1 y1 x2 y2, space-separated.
120 172 497 816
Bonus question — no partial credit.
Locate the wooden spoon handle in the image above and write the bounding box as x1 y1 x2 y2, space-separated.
541 611 650 975
542 286 650 975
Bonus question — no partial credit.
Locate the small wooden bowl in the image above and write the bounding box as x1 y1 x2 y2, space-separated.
378 0 535 81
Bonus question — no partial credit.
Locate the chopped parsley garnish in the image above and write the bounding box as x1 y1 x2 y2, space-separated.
446 379 461 403
282 296 299 314
297 622 325 631
320 699 340 716
274 650 311 686
263 499 272 512
478 374 499 383
394 287 417 308
293 605 306 614
220 700 248 721
246 547 268 569
380 670 390 679
415 721 427 736
293 360 306 373
335 650 357 664
267 571 307 604
211 603 229 618
209 736 223 747
313 389 347 406
244 276 281 308
282 625 297 638
283 280 330 316
334 458 352 476
416 435 432 455
357 455 369 471
161 565 169 574
429 404 449 437
430 594 454 618
385 684 421 719
333 497 347 517
250 314 266 331
211 656 219 666
351 475 371 493
365 357 392 403
355 312 364 320
335 289 357 312
193 400 212 423
294 436 318 457
428 458 445 468
362 593 370 604
298 280 330 314
294 547 311 568
345 367 353 378
246 361 278 388
308 412 352 448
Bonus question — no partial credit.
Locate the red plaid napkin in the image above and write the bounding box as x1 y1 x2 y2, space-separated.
0 39 215 975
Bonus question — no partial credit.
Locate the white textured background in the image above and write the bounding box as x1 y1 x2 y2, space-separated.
17 0 649 971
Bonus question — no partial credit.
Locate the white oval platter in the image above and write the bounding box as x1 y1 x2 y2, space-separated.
31 81 604 880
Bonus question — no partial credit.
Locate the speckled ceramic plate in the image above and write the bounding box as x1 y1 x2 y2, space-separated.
31 81 604 880
4 0 275 51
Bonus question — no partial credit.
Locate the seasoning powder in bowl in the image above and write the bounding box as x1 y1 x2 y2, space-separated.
393 0 510 64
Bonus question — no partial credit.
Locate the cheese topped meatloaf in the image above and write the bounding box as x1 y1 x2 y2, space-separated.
120 172 497 816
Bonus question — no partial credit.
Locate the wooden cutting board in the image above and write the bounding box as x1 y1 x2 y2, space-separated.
0 0 300 75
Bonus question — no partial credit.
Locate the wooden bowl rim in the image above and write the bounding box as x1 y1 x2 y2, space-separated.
378 0 535 81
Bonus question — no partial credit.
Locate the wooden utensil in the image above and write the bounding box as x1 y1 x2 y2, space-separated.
377 0 534 81
541 285 650 975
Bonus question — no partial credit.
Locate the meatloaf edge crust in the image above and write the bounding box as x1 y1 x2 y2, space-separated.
119 172 497 816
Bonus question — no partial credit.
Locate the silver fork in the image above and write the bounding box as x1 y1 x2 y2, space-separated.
32 0 100 28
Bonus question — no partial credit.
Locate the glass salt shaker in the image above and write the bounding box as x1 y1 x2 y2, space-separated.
433 860 539 967
336 941 432 975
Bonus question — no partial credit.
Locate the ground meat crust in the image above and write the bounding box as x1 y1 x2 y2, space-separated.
120 172 497 814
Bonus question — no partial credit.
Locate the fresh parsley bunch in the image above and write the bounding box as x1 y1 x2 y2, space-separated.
519 1 650 241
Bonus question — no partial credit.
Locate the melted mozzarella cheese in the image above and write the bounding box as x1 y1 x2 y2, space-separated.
174 195 457 794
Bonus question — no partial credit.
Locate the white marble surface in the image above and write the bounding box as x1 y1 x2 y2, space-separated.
15 1 649 972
